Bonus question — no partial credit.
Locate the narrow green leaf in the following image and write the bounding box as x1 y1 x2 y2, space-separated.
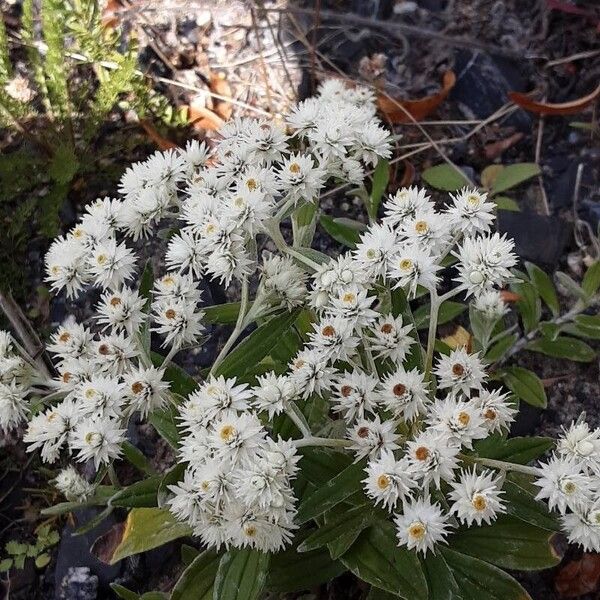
494 196 520 212
449 515 561 570
414 301 467 329
296 461 365 524
491 163 541 195
525 262 559 316
150 352 198 396
121 441 156 476
319 214 361 248
109 477 160 508
171 549 219 600
442 548 532 600
213 549 270 600
512 282 541 333
111 584 141 600
474 434 553 465
501 366 547 408
421 164 469 191
202 302 243 324
367 159 390 219
148 406 180 450
582 261 600 298
421 552 462 600
526 336 595 362
555 271 587 301
484 333 517 363
298 447 353 487
214 309 301 378
503 479 560 532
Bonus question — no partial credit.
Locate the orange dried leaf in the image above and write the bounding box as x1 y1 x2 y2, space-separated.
101 0 121 29
187 100 225 132
484 132 524 160
377 70 456 124
209 72 233 121
442 325 472 352
500 290 522 303
139 120 179 150
509 83 600 115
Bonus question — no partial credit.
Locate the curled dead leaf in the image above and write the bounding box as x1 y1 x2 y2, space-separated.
555 553 600 598
187 100 225 132
441 325 473 352
509 83 600 115
500 290 522 303
90 521 126 565
484 132 525 160
377 71 456 123
209 72 233 121
101 0 122 29
139 120 179 150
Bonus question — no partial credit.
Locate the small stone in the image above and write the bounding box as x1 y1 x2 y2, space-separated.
58 567 98 600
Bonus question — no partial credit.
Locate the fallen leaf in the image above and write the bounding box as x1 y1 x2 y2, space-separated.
377 71 456 123
101 0 121 29
209 72 233 121
139 120 179 150
555 553 600 598
441 325 472 352
509 83 600 115
500 290 522 303
187 98 225 132
398 160 416 187
90 521 126 564
484 132 524 160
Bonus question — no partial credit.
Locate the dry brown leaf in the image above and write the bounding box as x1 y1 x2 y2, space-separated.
101 0 121 29
555 553 600 598
377 71 456 124
442 325 473 352
500 290 522 303
187 98 225 132
509 83 600 115
90 521 126 565
484 132 525 160
139 120 179 150
209 72 233 121
398 160 416 188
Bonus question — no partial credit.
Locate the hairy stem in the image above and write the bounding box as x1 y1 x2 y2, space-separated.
286 402 312 438
461 454 540 477
293 436 352 449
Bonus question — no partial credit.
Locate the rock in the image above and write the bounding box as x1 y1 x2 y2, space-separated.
57 567 98 600
497 210 571 271
54 508 123 594
451 50 532 131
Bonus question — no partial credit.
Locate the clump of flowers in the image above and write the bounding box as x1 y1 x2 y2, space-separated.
2 78 599 580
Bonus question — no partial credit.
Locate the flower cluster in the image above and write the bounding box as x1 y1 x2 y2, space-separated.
2 80 598 560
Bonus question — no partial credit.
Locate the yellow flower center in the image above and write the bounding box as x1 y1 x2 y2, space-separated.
219 424 236 442
562 480 576 495
246 178 258 191
408 522 426 540
96 254 108 265
457 411 471 427
467 194 480 206
59 332 71 343
84 388 96 399
244 525 257 537
399 258 413 271
342 292 356 303
414 220 429 234
472 494 487 511
377 474 391 490
289 162 301 173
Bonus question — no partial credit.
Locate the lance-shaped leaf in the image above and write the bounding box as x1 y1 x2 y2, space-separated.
213 549 270 600
474 434 554 465
171 549 220 600
501 366 547 408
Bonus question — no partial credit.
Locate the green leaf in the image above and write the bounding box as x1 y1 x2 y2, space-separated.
298 504 377 553
292 247 331 266
501 366 547 408
138 261 154 354
421 164 469 191
157 462 186 508
526 336 595 362
568 314 600 339
48 143 79 184
267 535 346 593
148 406 180 450
121 441 156 476
449 515 561 571
474 434 553 464
327 526 363 560
491 163 541 195
442 548 532 600
319 214 362 248
180 544 200 567
202 302 243 325
110 584 141 600
484 333 517 363
296 461 365 524
512 282 541 333
213 549 270 600
367 159 390 219
414 301 467 329
525 262 559 316
109 476 161 508
171 549 219 600
555 271 587 301
298 447 354 487
214 309 301 378
494 196 520 212
34 553 51 568
341 521 428 600
94 508 191 565
503 478 560 532
421 552 462 600
0 558 13 572
582 261 600 298
292 201 318 247
73 506 114 536
150 352 198 396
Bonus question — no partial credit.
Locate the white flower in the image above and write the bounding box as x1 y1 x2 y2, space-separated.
289 349 335 400
71 416 125 468
165 229 205 278
473 290 509 320
221 189 273 236
363 450 417 510
47 321 94 361
353 223 398 279
88 238 137 290
557 422 600 475
449 468 506 526
400 210 451 254
331 369 380 423
454 233 517 297
209 410 265 464
251 373 296 419
96 287 146 335
383 186 433 227
395 496 451 554
181 140 211 176
124 366 170 418
260 254 308 310
427 396 488 449
369 314 414 364
434 348 486 395
388 244 440 298
348 416 400 461
377 367 429 422
93 332 139 376
0 331 14 357
535 455 597 514
287 97 322 135
353 121 392 166
153 272 203 304
0 381 28 431
471 388 516 433
307 316 359 362
327 285 378 328
276 153 326 203
406 430 460 487
560 499 600 552
242 119 288 165
205 240 253 287
54 465 95 501
76 375 125 419
446 188 495 235
152 298 205 348
45 236 90 298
